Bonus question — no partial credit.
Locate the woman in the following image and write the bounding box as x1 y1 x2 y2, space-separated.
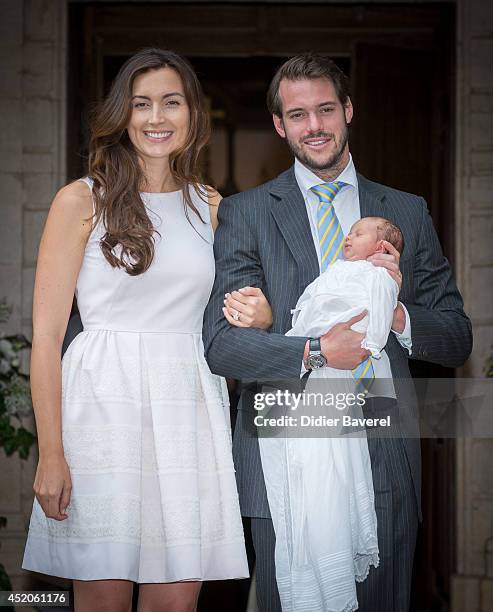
22 48 271 612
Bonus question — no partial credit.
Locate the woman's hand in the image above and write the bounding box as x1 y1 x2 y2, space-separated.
223 287 273 330
33 452 72 521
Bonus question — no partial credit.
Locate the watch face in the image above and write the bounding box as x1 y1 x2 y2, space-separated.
308 354 327 369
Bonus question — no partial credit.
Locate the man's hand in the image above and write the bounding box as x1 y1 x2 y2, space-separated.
367 240 402 291
367 241 406 333
304 311 370 370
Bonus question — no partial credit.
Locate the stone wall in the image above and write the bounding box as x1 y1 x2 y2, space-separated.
453 1 493 610
0 0 27 590
0 0 66 590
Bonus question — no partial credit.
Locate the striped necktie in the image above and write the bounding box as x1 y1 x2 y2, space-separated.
311 181 346 272
310 181 375 393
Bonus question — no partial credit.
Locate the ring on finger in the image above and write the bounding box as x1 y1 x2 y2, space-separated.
232 310 241 321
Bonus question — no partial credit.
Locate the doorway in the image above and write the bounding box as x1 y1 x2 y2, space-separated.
68 3 456 610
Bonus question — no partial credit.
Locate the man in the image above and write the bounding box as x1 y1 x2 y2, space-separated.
203 54 472 611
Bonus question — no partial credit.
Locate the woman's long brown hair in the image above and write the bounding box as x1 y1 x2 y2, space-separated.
88 48 211 276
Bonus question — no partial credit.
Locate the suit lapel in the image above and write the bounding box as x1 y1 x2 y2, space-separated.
359 173 407 230
270 167 320 290
358 173 412 300
268 170 395 292
358 173 388 218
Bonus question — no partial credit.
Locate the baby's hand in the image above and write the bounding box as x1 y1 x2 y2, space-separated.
223 287 273 330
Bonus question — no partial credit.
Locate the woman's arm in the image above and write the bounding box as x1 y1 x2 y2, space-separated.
208 188 222 232
208 187 274 330
31 180 92 520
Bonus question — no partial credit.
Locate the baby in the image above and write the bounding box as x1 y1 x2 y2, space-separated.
288 216 404 364
343 216 404 262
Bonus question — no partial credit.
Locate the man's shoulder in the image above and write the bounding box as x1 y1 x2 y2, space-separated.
222 166 296 210
358 174 426 207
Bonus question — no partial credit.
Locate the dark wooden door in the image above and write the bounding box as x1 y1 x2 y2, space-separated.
352 41 456 612
352 40 454 255
352 43 433 210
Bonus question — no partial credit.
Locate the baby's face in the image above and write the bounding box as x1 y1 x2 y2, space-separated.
343 218 380 261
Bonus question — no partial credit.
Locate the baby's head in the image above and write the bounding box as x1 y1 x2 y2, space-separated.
342 217 404 261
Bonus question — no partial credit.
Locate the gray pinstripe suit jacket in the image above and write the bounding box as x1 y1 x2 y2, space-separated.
204 164 473 519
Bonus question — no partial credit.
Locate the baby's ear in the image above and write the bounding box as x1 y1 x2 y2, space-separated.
375 240 387 254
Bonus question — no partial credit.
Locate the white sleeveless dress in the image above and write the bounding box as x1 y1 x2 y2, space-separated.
22 178 249 583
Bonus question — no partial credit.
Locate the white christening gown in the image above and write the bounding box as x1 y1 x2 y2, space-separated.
22 178 249 583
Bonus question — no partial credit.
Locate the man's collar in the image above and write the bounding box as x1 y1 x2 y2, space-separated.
294 154 358 196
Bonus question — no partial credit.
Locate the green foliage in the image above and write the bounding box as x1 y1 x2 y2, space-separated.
0 301 35 603
0 301 35 460
0 519 13 611
0 563 12 591
486 352 493 378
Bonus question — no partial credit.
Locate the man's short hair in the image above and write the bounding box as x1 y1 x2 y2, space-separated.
267 53 351 117
374 218 405 254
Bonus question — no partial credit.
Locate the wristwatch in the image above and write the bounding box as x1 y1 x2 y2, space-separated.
306 338 327 370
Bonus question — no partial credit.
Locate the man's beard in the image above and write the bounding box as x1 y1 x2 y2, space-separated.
285 124 350 173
